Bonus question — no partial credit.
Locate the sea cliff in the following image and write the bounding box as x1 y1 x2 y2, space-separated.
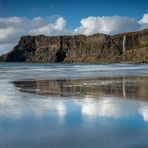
0 29 148 63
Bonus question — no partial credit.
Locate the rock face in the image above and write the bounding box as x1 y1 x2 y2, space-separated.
0 29 148 63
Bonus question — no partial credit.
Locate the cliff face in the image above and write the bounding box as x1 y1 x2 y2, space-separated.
0 29 148 63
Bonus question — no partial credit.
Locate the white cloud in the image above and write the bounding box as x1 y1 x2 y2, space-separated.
74 16 139 35
0 27 23 43
139 14 148 24
0 14 148 55
0 16 66 55
54 17 66 31
139 13 148 29
29 17 66 35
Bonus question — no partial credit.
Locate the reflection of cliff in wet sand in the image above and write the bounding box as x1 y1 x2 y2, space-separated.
13 76 148 100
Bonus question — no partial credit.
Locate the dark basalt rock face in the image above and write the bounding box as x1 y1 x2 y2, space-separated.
0 29 148 63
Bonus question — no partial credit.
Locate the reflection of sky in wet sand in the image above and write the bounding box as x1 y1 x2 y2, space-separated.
139 105 148 122
0 78 148 122
0 80 148 148
0 81 67 120
0 63 148 148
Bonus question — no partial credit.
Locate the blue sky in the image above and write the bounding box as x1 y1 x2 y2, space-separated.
0 0 147 29
0 0 148 54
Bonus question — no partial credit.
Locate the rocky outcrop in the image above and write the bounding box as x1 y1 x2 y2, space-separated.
0 29 148 63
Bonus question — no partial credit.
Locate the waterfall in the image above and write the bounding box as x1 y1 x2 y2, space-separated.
122 35 126 53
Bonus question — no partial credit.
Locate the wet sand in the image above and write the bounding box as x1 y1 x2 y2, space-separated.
0 63 148 148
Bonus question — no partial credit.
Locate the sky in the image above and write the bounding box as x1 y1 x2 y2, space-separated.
0 0 148 54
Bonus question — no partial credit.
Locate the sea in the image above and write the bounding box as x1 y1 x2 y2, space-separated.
0 63 148 148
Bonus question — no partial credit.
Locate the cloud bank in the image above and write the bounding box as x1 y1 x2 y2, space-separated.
0 14 148 54
74 16 139 35
0 16 66 54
